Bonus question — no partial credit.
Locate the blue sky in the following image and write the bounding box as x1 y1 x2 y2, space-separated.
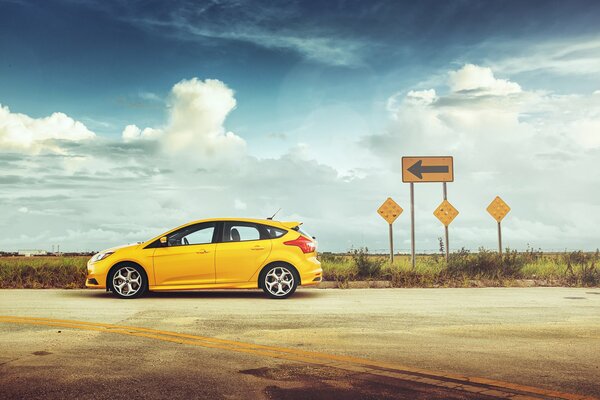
1 0 600 252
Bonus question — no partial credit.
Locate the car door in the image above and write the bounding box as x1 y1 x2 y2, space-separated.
152 222 217 286
215 221 272 283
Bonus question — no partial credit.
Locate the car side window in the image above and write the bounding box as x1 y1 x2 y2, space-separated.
262 225 287 238
168 223 215 246
222 222 266 242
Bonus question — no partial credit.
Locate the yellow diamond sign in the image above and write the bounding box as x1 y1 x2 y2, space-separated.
433 200 459 226
377 197 403 224
487 196 510 222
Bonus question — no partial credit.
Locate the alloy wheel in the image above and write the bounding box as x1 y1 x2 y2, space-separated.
112 266 142 297
264 266 295 297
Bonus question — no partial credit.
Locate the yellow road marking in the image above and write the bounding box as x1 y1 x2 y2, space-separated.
0 316 596 400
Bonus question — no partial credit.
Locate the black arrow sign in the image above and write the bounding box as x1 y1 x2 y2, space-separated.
407 160 449 179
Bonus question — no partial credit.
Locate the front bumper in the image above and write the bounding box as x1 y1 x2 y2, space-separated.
85 259 108 289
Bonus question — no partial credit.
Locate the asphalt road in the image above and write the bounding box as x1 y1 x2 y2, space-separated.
1 287 599 400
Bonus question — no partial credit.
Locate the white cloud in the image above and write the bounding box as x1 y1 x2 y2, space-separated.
165 78 245 158
120 4 364 67
0 77 363 252
121 78 246 165
568 119 600 149
121 124 161 142
231 31 363 66
388 89 437 111
0 104 95 153
234 199 247 210
363 64 600 251
448 64 521 95
491 36 600 77
138 91 162 102
2 70 600 253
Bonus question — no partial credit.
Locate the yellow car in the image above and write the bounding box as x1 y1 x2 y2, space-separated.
86 218 322 299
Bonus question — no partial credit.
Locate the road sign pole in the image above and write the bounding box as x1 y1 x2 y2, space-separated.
443 182 449 262
402 156 455 270
410 182 415 269
377 197 403 261
498 221 502 256
389 223 394 263
486 196 510 258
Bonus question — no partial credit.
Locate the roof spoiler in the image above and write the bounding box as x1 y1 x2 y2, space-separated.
280 221 302 229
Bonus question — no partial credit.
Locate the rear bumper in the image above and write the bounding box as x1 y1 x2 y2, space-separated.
299 256 322 286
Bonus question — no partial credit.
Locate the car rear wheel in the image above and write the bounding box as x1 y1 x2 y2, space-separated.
109 264 147 299
261 265 298 299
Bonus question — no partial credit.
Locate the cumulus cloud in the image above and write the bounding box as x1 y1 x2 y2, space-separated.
448 64 521 95
165 78 245 159
121 124 161 142
2 70 599 253
388 89 437 111
363 64 600 251
0 104 95 152
120 78 246 165
0 77 370 252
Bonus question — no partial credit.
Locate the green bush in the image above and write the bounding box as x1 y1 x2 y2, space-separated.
500 249 527 277
564 250 600 287
321 257 357 287
447 247 525 279
350 247 384 279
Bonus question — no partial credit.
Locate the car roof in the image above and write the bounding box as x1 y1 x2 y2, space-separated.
186 217 299 226
143 218 301 245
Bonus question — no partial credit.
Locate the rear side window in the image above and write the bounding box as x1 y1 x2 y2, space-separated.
222 221 267 242
293 226 313 239
262 225 287 239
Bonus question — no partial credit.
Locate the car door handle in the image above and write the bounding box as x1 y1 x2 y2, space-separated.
251 246 265 251
196 250 210 254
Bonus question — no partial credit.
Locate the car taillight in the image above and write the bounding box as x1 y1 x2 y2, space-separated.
284 235 316 254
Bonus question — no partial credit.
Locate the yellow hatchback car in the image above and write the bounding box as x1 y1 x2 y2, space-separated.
86 218 322 299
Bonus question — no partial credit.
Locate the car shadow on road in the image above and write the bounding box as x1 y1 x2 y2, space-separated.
64 289 321 300
147 290 321 299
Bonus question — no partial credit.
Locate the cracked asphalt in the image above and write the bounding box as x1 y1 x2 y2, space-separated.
0 288 599 399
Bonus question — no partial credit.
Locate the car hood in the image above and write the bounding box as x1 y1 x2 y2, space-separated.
99 242 141 254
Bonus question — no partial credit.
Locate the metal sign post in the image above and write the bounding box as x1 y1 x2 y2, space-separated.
443 183 449 261
389 223 394 262
402 156 454 269
497 221 503 256
377 197 403 263
487 196 511 256
410 183 415 269
433 197 459 260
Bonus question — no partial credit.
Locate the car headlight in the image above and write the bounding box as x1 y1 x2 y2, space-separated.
92 251 114 263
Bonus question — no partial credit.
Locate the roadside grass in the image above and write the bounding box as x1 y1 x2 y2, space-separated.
521 259 566 279
0 249 598 289
320 248 600 288
0 256 87 288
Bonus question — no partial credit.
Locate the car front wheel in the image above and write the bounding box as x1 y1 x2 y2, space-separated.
109 264 147 299
261 265 298 299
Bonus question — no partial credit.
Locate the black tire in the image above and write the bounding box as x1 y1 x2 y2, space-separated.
107 263 148 299
260 263 299 299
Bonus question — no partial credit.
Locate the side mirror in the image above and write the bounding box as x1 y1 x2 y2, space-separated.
160 236 167 246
